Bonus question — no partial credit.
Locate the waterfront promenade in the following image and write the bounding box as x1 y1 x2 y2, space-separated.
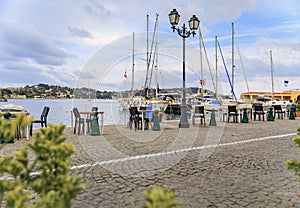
2 119 300 207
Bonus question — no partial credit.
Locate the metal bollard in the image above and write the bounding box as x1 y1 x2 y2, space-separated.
90 109 101 136
289 104 296 120
209 109 217 126
267 107 274 121
152 110 161 131
241 108 249 123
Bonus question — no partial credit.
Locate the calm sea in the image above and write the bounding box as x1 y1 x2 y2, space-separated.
1 99 125 126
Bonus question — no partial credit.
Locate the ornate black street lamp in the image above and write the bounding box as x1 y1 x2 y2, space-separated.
168 9 200 128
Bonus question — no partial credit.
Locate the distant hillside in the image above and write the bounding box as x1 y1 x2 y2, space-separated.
0 83 116 99
0 83 208 100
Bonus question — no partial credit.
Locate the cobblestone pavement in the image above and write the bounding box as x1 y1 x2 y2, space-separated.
3 119 300 207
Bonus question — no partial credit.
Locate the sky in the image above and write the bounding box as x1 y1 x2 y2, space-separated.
1 0 300 97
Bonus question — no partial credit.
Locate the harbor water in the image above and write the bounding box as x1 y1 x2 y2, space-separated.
0 99 125 126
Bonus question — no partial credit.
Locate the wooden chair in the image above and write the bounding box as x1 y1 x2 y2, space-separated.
164 104 181 119
30 106 50 136
227 105 239 123
253 104 265 121
272 105 285 119
129 107 142 130
91 106 98 112
73 108 91 135
192 106 206 126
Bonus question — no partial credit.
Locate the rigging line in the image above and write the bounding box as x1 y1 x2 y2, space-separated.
198 26 203 95
148 48 155 88
155 25 159 99
199 27 216 92
148 14 159 90
270 50 275 100
131 32 135 97
144 15 149 91
236 41 250 94
148 41 156 89
145 14 158 90
217 40 237 101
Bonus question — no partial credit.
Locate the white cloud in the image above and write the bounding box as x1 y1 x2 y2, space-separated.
68 27 93 39
0 20 68 66
196 0 255 23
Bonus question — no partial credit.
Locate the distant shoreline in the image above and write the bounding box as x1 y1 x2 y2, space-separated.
2 98 116 100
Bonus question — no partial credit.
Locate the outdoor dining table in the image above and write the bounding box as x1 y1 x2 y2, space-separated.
236 104 253 122
71 111 104 135
0 111 31 140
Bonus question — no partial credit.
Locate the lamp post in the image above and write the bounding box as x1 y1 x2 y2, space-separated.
168 9 200 128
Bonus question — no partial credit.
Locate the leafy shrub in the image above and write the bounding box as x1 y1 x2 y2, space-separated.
0 113 31 143
286 127 300 197
0 115 85 207
143 186 181 208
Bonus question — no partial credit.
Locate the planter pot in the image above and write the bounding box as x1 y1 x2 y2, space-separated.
295 111 300 117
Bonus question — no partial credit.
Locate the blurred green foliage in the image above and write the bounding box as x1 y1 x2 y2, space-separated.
286 127 300 197
0 116 85 207
143 186 181 208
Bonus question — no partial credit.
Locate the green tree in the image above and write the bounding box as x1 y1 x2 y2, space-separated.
0 115 85 207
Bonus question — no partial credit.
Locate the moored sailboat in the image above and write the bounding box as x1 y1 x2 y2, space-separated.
118 14 173 113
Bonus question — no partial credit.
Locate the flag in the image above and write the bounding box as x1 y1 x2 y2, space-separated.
124 71 127 79
200 79 206 86
284 80 289 87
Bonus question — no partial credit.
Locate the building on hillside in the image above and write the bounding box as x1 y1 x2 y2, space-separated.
240 90 300 103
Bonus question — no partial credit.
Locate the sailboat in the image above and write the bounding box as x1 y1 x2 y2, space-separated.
265 50 289 106
250 50 277 105
188 25 217 104
241 50 293 107
118 32 146 110
216 23 250 104
190 22 252 116
119 14 170 112
87 79 92 101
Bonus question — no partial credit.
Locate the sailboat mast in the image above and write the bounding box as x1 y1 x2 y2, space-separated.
270 50 274 100
146 14 149 94
131 32 135 97
147 15 149 72
200 28 216 93
155 14 159 99
236 41 250 97
232 22 235 97
198 26 203 97
215 36 218 99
